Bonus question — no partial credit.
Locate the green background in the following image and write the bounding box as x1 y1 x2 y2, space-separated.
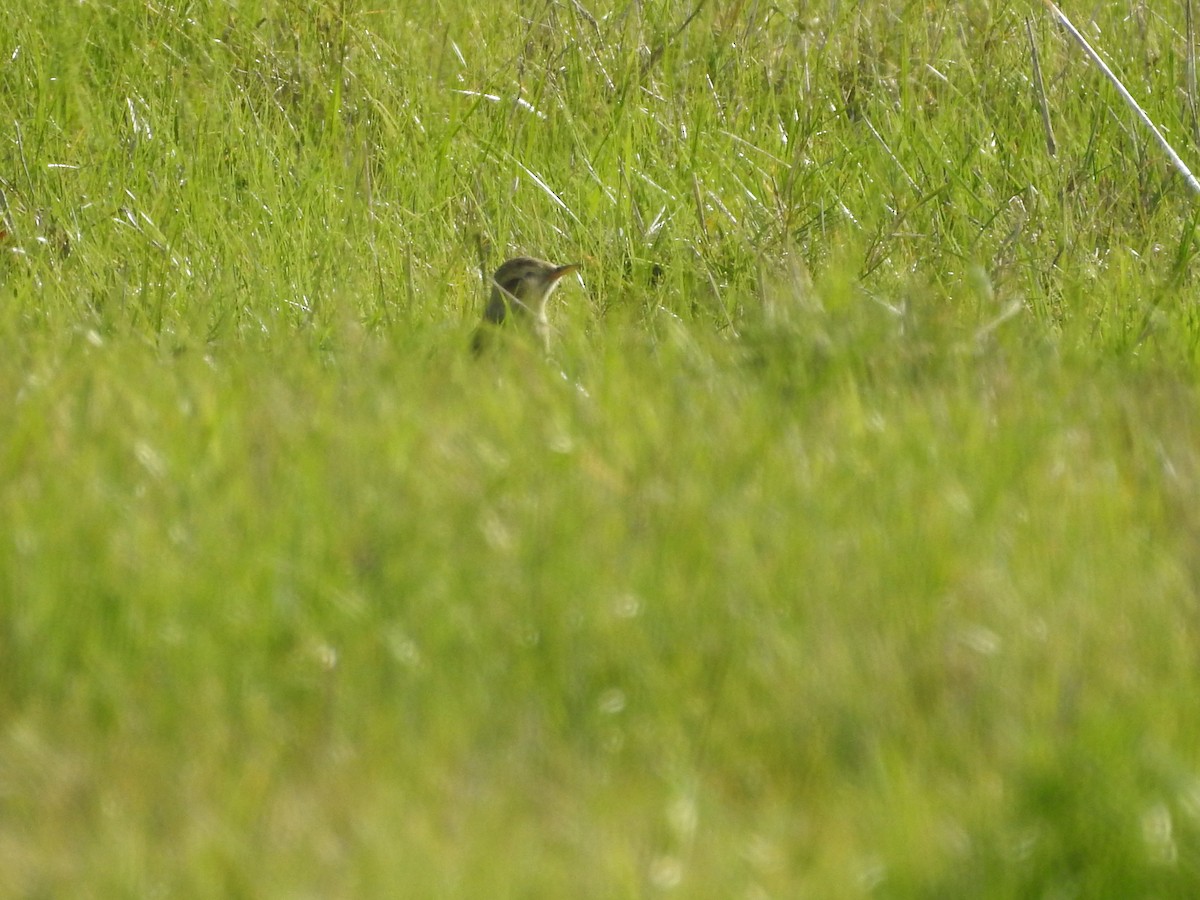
2 1 1200 895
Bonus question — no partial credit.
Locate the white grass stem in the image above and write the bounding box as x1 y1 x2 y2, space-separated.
1044 0 1200 196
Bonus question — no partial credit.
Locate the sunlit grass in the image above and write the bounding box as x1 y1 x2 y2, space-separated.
3 1 1200 896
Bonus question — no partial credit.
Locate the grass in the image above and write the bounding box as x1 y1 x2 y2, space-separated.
3 0 1200 895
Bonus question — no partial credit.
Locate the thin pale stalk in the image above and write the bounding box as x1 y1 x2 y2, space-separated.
1044 0 1200 196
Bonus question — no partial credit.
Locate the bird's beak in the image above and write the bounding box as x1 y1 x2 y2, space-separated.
549 263 581 282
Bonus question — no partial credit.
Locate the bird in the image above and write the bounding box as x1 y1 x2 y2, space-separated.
471 256 580 354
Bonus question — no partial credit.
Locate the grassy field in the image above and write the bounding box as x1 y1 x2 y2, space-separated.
3 0 1200 895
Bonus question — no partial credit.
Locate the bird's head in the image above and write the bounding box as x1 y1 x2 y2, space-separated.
490 256 580 318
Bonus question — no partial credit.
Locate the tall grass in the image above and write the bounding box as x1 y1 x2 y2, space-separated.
3 1 1200 896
